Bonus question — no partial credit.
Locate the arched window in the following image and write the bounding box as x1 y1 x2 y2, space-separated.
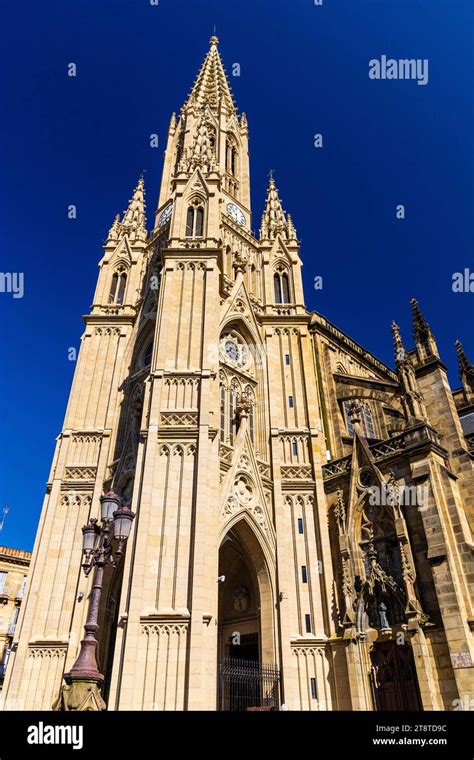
109 273 118 303
109 267 127 304
195 207 204 237
344 401 354 436
364 404 376 439
143 341 153 367
274 273 282 303
344 399 378 439
117 273 127 304
220 384 226 443
226 137 238 177
186 207 194 236
186 200 205 237
274 267 291 304
229 380 239 446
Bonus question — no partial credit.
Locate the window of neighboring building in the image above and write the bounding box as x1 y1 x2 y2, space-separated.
0 572 7 593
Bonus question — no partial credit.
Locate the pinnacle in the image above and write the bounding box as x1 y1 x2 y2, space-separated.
455 339 472 372
260 175 297 242
107 173 147 244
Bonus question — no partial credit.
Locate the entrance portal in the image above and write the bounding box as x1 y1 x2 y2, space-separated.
217 522 279 710
370 641 422 711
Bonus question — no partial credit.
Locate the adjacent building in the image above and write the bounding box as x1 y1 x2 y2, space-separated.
0 547 30 688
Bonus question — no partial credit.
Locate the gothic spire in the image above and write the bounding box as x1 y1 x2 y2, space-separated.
391 321 407 365
391 321 428 423
455 340 474 402
121 175 147 243
183 35 236 114
260 177 297 242
106 175 147 245
410 298 439 359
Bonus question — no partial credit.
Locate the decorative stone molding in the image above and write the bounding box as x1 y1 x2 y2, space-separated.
64 467 97 481
283 494 315 509
222 488 269 536
158 442 196 457
273 327 299 337
94 326 121 337
70 433 102 445
291 645 327 657
59 494 92 509
322 456 352 480
281 465 313 481
27 646 67 659
176 261 206 271
257 460 271 479
160 411 198 427
219 443 233 464
370 435 406 459
140 622 188 637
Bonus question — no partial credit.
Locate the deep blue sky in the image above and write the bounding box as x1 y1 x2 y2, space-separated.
0 0 473 551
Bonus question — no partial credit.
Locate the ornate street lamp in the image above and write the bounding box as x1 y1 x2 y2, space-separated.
54 491 135 711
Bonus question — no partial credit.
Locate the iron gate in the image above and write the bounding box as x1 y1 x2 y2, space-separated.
219 657 280 711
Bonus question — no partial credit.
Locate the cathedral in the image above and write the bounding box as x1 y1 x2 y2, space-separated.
3 36 473 712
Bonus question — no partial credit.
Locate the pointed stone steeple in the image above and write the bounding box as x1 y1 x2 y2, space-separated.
106 213 121 245
410 298 439 360
455 340 474 403
391 320 408 366
183 35 236 115
106 175 147 246
121 175 147 243
260 178 297 241
391 321 428 423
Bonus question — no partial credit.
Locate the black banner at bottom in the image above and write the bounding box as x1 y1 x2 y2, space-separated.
0 710 471 757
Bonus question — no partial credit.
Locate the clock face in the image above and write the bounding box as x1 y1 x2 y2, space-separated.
221 336 247 367
226 203 246 227
225 339 239 362
158 203 173 227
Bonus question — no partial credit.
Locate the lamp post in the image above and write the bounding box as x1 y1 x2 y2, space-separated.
54 492 135 711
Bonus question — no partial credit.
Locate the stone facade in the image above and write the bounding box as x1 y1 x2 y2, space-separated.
2 36 473 711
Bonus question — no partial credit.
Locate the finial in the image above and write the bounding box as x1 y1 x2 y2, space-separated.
210 34 219 46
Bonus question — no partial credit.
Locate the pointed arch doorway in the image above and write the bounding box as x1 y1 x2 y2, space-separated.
217 519 280 711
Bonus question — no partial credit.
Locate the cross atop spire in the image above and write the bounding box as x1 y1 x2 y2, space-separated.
260 176 297 242
183 36 236 114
